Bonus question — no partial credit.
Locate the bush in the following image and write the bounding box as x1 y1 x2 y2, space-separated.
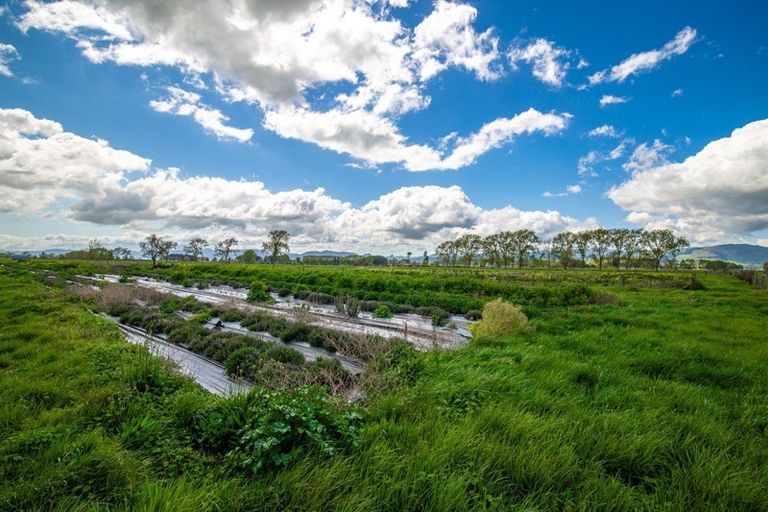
264 345 305 365
200 387 363 474
247 281 271 303
372 305 393 319
225 347 262 378
469 298 531 340
280 323 316 343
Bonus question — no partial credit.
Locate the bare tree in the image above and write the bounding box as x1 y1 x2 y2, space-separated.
215 237 239 263
262 230 290 264
140 234 176 267
184 237 208 261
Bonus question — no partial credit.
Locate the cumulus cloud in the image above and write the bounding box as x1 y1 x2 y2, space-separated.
412 0 502 81
599 94 628 107
587 124 620 137
671 88 684 97
149 86 254 143
0 43 19 77
0 107 594 253
608 119 768 243
507 38 570 87
589 27 696 84
0 108 150 213
15 0 553 171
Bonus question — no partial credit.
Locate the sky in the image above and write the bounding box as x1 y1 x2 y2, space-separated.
0 0 767 255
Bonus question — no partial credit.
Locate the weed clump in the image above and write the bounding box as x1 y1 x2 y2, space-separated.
247 281 271 303
469 298 531 340
372 305 393 319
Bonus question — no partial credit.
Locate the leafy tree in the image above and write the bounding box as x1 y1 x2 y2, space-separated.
112 247 132 260
422 250 429 266
552 232 577 270
140 234 177 267
623 229 645 269
642 229 690 270
262 230 290 264
511 229 541 269
240 249 258 264
482 234 503 267
184 237 208 261
456 234 483 267
609 228 631 270
215 237 239 263
436 240 459 266
589 228 613 270
575 231 591 265
406 251 412 265
496 231 518 268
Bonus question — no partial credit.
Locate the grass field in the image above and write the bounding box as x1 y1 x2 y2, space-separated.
1 261 767 511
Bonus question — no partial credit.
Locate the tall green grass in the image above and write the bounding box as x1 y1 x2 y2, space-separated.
1 265 767 510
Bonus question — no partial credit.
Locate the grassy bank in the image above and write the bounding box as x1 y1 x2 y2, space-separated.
1 263 767 510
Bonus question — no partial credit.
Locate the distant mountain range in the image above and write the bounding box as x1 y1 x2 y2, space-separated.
677 244 768 267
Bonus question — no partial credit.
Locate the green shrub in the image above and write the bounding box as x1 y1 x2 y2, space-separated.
264 345 305 365
225 347 261 378
200 387 363 474
247 281 271 303
469 298 531 340
372 305 393 319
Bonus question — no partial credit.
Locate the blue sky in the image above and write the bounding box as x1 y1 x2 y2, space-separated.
0 0 767 254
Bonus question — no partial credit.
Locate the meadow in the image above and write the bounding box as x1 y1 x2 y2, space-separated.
1 260 767 511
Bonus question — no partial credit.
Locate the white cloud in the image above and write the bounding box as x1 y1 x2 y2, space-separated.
622 139 672 173
265 106 570 171
576 58 589 69
149 86 253 143
543 184 581 197
16 0 537 171
0 108 150 213
412 0 502 81
608 119 768 243
16 0 134 40
0 107 595 253
587 124 620 138
508 38 570 87
589 27 696 84
599 94 629 107
672 88 684 97
0 43 19 77
577 138 632 176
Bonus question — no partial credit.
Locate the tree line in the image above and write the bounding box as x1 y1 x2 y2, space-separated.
436 228 690 271
140 230 291 267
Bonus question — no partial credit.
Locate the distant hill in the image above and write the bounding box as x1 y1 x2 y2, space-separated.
297 250 357 258
677 244 768 268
